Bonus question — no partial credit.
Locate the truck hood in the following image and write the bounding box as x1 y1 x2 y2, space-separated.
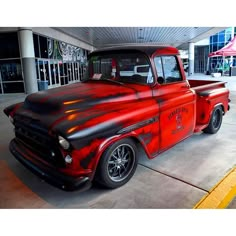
24 81 151 113
16 81 153 136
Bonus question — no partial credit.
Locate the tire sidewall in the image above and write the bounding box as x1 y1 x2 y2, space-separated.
208 106 223 133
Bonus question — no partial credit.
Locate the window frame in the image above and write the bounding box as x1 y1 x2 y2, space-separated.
86 51 155 86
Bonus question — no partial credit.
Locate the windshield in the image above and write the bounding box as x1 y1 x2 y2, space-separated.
83 52 154 85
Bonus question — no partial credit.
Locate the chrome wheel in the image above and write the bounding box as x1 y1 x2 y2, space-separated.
96 138 138 188
107 144 135 182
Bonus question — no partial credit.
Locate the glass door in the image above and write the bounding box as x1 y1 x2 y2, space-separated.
67 62 73 84
59 62 68 85
49 60 61 89
36 59 50 82
36 59 61 89
74 62 80 82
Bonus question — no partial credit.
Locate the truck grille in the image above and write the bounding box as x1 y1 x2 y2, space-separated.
14 115 65 168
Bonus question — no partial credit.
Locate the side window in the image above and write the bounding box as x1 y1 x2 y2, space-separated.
154 56 182 84
154 56 164 84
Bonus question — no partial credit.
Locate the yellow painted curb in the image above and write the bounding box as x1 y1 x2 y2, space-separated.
194 167 236 209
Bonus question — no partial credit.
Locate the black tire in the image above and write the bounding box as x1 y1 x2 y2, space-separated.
203 106 223 134
95 138 138 189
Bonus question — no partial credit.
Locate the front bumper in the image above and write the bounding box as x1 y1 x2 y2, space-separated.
9 139 92 191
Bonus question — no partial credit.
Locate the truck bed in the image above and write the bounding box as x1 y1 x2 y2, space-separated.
188 79 227 92
188 79 230 132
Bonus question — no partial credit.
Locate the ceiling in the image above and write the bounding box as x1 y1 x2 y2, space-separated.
54 27 226 50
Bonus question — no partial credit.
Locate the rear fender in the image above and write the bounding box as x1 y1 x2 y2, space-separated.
196 88 229 125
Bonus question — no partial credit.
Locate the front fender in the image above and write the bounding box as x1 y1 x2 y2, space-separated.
3 102 23 117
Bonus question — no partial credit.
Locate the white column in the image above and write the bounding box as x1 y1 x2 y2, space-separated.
230 27 234 74
18 27 38 94
188 42 195 76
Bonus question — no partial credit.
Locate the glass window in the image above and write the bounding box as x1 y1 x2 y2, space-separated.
218 43 224 50
225 34 231 43
2 82 24 93
33 34 40 58
162 56 182 83
212 45 217 52
154 56 182 84
0 59 23 81
210 44 214 53
210 37 213 44
213 35 218 43
84 52 153 85
0 32 20 59
39 35 48 59
219 33 225 43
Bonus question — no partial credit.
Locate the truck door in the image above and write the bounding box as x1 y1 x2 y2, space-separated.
154 55 196 151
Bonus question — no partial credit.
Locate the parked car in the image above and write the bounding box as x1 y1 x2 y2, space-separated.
4 45 230 191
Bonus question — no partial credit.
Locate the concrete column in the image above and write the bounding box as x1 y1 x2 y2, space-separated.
18 27 38 94
230 27 234 71
188 42 195 76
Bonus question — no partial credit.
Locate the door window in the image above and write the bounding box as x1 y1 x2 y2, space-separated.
154 56 182 84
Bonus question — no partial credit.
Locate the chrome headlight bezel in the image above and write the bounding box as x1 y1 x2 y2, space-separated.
9 115 14 124
58 135 70 150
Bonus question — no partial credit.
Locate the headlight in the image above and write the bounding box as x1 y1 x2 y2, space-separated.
58 136 70 150
9 115 14 124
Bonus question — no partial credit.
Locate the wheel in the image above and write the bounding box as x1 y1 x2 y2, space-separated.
96 138 138 189
203 106 223 134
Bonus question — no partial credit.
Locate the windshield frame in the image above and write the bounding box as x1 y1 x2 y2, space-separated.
83 49 155 86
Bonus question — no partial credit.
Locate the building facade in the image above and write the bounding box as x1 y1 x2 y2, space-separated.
208 27 236 73
0 28 93 94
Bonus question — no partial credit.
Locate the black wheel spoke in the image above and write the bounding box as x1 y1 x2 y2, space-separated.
112 153 118 160
122 152 129 160
121 146 125 157
117 148 122 159
108 160 116 164
111 167 118 177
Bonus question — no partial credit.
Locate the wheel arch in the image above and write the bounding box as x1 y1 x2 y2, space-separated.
206 103 224 125
203 103 223 134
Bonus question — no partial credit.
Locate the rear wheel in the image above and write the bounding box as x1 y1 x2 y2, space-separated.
96 138 138 189
203 106 223 134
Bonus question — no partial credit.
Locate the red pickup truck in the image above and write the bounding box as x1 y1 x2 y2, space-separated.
4 45 230 191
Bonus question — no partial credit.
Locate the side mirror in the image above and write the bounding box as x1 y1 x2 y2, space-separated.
157 76 165 84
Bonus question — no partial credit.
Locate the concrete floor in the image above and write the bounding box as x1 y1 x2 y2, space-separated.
0 75 236 209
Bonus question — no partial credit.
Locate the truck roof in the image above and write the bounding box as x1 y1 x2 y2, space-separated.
90 45 179 57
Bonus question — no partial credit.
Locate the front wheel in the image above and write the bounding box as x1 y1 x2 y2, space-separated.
95 138 138 189
203 106 223 134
